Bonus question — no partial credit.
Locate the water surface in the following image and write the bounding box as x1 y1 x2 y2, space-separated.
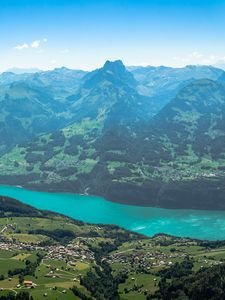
0 185 225 240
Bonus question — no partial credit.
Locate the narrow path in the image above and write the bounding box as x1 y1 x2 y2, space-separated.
194 249 225 257
114 248 135 255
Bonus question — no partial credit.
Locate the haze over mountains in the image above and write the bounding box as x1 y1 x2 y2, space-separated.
1 60 225 210
5 68 41 74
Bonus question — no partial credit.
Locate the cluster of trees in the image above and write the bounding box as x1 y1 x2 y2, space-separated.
80 260 127 300
0 292 32 300
0 173 40 186
8 253 43 278
79 230 136 300
71 286 92 300
158 258 193 279
29 228 76 243
0 196 41 217
25 151 55 165
64 144 79 156
198 239 225 249
148 260 225 299
57 166 77 176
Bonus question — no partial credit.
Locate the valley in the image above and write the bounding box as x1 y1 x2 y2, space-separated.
2 1 225 299
1 60 225 299
0 196 225 300
0 62 225 209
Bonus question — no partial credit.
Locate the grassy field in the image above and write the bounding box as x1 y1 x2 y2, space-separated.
0 236 224 300
1 199 225 299
119 273 160 300
0 258 25 276
0 253 91 300
6 232 224 300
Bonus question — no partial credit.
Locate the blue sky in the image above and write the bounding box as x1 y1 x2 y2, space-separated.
0 0 225 71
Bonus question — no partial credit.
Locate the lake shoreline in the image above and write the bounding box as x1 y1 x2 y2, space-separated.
5 181 225 212
0 185 225 240
1 174 225 210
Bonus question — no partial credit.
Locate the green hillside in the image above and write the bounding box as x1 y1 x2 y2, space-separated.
129 64 224 114
0 68 87 154
2 77 225 209
0 196 225 300
1 61 225 209
0 61 222 154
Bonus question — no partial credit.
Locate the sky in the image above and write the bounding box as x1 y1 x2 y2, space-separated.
0 0 225 71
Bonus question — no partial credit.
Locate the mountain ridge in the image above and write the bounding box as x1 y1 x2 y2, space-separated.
0 61 225 210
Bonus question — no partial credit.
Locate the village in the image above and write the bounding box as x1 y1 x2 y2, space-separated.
46 240 95 262
151 164 221 182
0 237 95 263
0 237 95 298
107 248 187 270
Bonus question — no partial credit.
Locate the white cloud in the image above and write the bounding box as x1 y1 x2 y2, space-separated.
189 51 203 59
173 52 224 66
31 38 48 48
31 40 41 48
14 38 48 51
14 43 29 50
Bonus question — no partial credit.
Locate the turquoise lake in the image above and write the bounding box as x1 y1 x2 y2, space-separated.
0 185 225 240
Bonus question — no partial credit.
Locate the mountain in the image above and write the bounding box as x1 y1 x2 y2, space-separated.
0 60 154 186
1 61 225 210
0 67 87 100
0 67 88 153
0 72 31 85
5 67 41 74
0 81 70 154
69 60 153 128
1 78 225 210
28 67 87 96
0 62 221 153
214 60 225 71
128 64 224 115
148 79 225 159
95 78 225 209
84 60 137 89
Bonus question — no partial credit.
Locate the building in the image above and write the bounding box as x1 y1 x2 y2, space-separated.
23 280 35 287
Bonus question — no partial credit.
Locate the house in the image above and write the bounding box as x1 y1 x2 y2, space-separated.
23 280 35 287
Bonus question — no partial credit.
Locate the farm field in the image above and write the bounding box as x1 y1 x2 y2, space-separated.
1 196 225 299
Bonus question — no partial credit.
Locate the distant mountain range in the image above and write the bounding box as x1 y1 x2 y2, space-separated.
5 67 42 74
1 60 225 210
